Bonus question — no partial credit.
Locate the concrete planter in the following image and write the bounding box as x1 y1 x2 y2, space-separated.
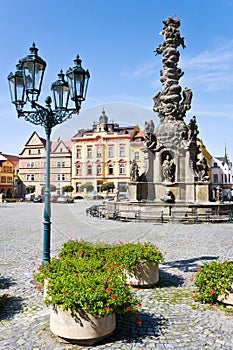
123 262 159 287
50 305 116 345
217 286 233 305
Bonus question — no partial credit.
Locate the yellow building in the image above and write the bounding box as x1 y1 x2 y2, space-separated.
71 110 144 197
0 154 14 197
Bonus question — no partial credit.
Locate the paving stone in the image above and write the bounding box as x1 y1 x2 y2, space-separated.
0 201 233 349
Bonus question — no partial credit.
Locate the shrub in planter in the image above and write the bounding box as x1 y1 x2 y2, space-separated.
109 241 164 271
35 245 139 318
192 259 233 304
58 240 164 287
109 241 164 287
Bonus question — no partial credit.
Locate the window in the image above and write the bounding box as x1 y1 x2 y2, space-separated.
97 164 102 175
134 152 139 161
57 174 65 181
108 164 114 175
76 165 82 175
119 146 125 157
213 162 217 167
135 137 141 143
26 174 34 181
1 176 6 183
7 177 12 183
3 166 13 172
97 147 102 158
77 148 81 158
57 162 61 167
87 148 92 158
213 174 218 183
29 150 31 155
38 149 41 154
60 148 63 153
119 164 125 174
62 161 65 167
108 147 113 157
87 165 92 175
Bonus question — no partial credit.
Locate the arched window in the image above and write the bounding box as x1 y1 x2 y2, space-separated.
76 165 82 176
97 164 102 175
119 164 125 174
108 164 114 175
87 165 92 175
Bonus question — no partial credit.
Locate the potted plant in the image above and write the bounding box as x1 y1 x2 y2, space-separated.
34 241 140 345
108 241 164 287
59 240 164 287
192 259 233 305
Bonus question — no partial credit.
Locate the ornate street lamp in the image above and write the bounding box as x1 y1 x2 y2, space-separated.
8 43 90 266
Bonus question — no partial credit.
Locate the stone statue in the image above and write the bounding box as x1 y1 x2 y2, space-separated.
196 157 209 181
144 120 157 150
130 159 139 182
188 116 199 142
162 190 175 203
162 155 175 182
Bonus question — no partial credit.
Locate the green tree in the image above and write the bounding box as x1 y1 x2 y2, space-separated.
62 185 74 194
80 183 94 193
41 184 57 195
100 182 115 192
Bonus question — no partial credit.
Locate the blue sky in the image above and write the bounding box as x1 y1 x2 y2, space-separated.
0 0 233 160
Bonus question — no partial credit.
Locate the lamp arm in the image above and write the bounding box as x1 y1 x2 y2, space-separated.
16 104 78 128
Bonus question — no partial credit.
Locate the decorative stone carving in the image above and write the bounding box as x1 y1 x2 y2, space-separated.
162 154 176 182
141 16 210 204
144 120 157 150
130 159 139 182
153 15 192 123
196 156 209 182
161 190 175 203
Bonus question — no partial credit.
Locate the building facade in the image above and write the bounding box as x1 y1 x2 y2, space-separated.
18 131 72 196
210 150 233 201
0 154 14 197
0 153 21 197
71 110 144 197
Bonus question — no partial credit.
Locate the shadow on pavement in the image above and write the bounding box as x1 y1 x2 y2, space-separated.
101 312 168 345
0 276 24 320
163 255 217 273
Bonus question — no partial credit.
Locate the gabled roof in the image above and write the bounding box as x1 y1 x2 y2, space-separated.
51 140 72 153
2 154 19 167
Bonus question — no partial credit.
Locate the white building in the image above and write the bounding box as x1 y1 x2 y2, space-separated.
210 150 232 201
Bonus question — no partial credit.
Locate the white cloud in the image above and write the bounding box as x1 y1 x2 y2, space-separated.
181 39 233 91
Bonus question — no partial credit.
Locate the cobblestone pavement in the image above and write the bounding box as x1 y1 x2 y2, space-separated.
0 201 233 349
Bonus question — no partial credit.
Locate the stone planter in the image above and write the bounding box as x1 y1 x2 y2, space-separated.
217 286 233 305
50 305 116 345
123 262 159 287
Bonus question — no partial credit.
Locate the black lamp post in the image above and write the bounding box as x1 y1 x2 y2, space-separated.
8 43 90 266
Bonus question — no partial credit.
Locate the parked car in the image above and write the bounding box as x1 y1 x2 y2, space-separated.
57 195 74 203
73 195 84 202
50 195 58 202
33 195 43 203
